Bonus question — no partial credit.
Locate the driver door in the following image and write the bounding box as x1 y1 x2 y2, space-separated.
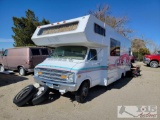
2 50 9 69
86 49 101 86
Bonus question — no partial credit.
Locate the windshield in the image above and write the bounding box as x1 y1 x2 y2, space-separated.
158 51 160 54
51 46 87 60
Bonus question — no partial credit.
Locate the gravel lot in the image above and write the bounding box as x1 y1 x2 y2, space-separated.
0 62 159 120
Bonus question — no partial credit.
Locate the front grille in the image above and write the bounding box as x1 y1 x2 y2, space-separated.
38 68 70 82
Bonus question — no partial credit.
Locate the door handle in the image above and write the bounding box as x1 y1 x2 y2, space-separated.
93 62 100 65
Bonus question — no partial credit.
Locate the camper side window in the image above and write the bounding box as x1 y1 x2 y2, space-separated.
87 49 97 61
110 38 120 56
94 23 105 36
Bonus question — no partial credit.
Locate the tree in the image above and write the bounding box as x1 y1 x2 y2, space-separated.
12 9 50 47
131 38 149 61
131 38 146 52
144 39 160 54
89 4 132 37
139 48 150 55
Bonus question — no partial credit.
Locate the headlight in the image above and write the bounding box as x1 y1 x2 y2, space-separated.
146 58 150 61
34 68 40 76
67 73 75 82
60 73 75 82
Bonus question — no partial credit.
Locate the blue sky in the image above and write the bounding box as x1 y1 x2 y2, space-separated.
0 0 160 50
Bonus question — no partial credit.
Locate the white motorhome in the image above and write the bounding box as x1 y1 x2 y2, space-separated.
31 15 131 103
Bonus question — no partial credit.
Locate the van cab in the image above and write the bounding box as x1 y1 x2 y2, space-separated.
0 47 49 76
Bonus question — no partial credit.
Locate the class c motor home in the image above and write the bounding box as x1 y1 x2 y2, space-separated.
31 15 131 103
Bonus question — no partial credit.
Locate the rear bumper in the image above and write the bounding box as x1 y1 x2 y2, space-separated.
28 69 34 72
27 68 34 72
34 76 77 92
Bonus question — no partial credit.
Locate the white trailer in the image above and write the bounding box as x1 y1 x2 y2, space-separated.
32 15 131 103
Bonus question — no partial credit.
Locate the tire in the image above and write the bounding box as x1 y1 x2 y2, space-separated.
19 67 26 76
75 82 89 103
0 65 5 72
150 61 159 68
13 85 37 107
32 85 50 105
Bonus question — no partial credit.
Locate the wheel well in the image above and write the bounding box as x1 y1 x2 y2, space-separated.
150 60 159 64
17 66 23 70
81 79 90 88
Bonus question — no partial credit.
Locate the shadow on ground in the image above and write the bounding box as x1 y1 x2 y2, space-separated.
16 72 134 106
82 76 133 103
0 73 28 87
45 75 134 104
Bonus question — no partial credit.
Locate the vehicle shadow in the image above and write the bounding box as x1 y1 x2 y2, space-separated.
87 76 133 103
41 89 61 105
0 73 28 87
26 72 134 106
63 74 134 103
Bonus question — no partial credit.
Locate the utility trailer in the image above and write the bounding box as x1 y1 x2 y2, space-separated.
32 15 131 103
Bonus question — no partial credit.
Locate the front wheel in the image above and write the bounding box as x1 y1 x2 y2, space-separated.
150 61 159 68
0 65 5 72
75 82 89 103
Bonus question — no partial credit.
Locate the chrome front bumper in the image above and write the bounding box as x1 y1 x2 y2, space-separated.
34 76 77 92
143 57 150 64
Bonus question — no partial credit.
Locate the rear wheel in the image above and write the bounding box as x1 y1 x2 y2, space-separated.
150 61 159 68
75 81 89 103
19 67 26 76
0 65 5 72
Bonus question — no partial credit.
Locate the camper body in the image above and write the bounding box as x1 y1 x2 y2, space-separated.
32 15 131 102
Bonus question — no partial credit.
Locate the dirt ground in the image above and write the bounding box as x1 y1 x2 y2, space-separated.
0 62 159 120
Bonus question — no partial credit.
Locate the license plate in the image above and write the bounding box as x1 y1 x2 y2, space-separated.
46 83 53 88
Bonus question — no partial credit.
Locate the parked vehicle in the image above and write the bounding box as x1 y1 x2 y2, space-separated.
0 47 49 76
143 51 160 68
31 15 132 103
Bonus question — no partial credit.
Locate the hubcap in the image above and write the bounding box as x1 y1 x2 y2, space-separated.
36 87 45 96
0 66 4 72
151 62 158 67
20 68 24 75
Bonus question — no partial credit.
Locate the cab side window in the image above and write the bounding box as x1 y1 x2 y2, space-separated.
41 49 49 55
3 50 8 56
87 49 97 61
31 49 40 56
